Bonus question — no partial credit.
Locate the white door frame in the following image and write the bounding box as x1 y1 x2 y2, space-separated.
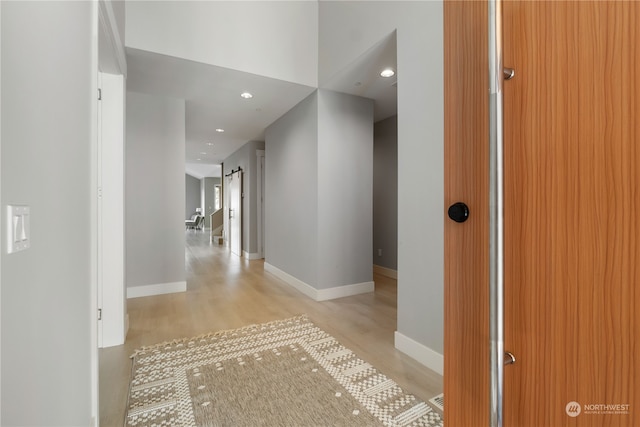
94 1 127 424
97 71 126 349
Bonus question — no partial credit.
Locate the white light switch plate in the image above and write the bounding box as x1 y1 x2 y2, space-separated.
7 205 30 253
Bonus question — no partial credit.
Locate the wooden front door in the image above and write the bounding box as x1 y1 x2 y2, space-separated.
445 1 639 425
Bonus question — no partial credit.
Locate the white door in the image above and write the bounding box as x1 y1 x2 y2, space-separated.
97 72 126 348
229 170 242 256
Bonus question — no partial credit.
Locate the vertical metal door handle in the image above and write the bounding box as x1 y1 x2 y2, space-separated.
489 1 506 426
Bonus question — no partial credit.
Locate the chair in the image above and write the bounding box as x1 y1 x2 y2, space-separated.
193 215 204 231
185 214 200 230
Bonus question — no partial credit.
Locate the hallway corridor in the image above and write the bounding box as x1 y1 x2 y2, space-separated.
99 231 443 425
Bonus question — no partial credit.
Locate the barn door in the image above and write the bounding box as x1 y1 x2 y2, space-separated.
228 169 242 257
445 1 639 426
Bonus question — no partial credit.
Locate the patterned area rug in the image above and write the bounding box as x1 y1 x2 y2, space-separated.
126 315 444 427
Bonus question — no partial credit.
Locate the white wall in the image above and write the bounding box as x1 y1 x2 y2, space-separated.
125 1 318 87
1 2 95 424
317 90 373 288
265 93 319 286
320 2 444 364
126 92 186 291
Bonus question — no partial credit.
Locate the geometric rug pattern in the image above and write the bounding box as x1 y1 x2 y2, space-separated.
126 315 444 426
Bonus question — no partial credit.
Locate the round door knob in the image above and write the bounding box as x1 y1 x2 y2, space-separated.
448 202 469 223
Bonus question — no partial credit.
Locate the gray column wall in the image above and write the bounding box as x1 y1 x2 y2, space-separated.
319 1 444 356
125 92 186 289
265 90 374 290
373 115 398 270
265 93 319 286
317 90 374 288
1 2 94 424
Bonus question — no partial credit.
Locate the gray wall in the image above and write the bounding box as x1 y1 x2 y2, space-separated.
222 140 265 256
317 90 373 288
185 173 200 219
373 115 398 270
126 92 185 289
1 2 94 424
265 90 374 290
265 93 319 285
320 2 444 356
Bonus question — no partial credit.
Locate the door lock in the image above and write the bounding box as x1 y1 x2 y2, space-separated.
448 202 470 223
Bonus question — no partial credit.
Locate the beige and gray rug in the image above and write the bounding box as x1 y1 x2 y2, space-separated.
126 315 444 427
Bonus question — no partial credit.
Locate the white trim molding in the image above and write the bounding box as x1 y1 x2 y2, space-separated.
264 263 316 299
127 281 187 299
243 251 262 260
373 264 397 279
394 331 444 375
264 263 374 301
316 281 374 301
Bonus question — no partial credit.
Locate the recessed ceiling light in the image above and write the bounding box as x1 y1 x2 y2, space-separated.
240 92 253 99
196 158 202 161
206 142 214 146
200 152 207 155
380 68 395 78
215 128 224 133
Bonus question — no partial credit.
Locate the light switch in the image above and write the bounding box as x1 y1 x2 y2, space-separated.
7 205 30 253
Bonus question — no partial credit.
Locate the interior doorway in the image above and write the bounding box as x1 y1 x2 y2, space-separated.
227 169 243 257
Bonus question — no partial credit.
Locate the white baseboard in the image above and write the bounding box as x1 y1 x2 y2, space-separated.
264 263 317 299
243 250 262 260
264 263 374 301
316 281 374 301
373 264 397 279
394 331 444 375
127 281 187 299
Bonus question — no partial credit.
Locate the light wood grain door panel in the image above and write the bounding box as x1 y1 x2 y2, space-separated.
503 1 639 425
444 2 490 426
445 1 639 425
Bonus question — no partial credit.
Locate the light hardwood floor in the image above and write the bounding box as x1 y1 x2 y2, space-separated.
99 231 443 426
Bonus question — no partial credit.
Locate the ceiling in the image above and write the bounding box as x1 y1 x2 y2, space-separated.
125 32 397 179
